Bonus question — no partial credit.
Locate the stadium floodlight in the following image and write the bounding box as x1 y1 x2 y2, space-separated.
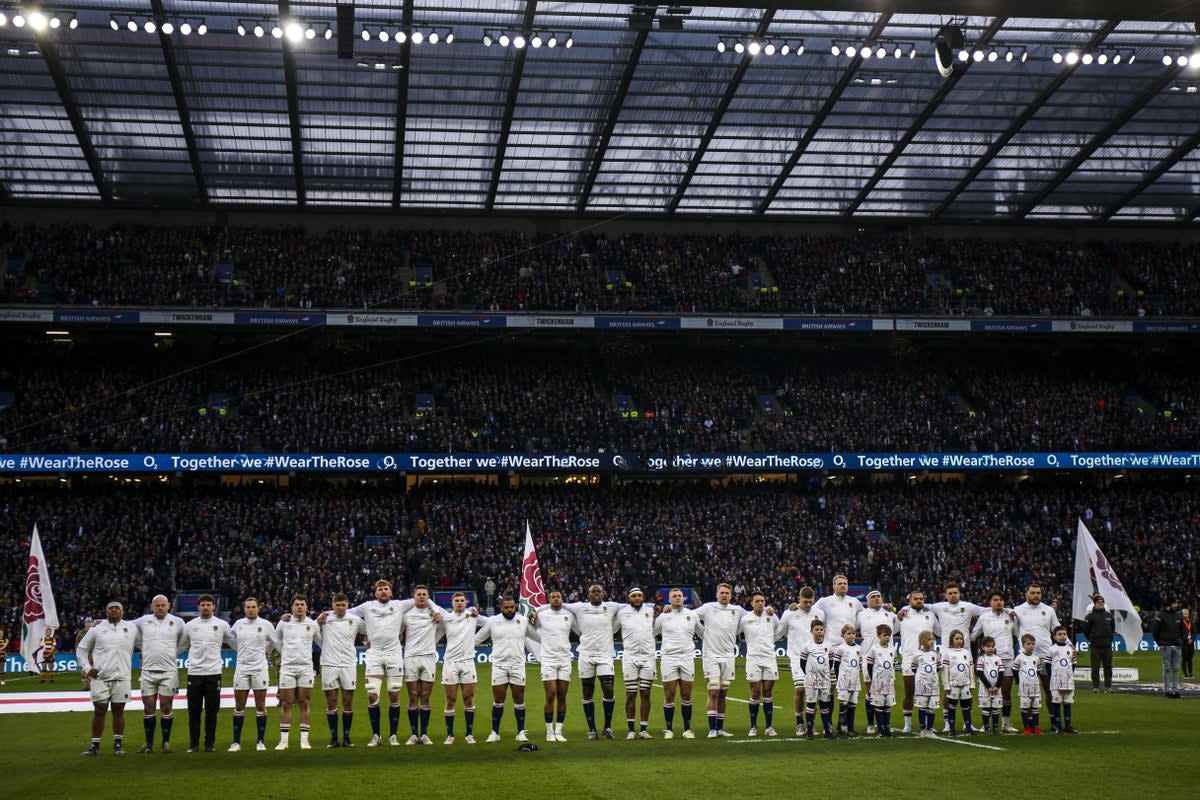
957 49 968 62
972 49 984 62
163 21 175 35
531 34 542 48
860 45 871 59
716 39 725 53
271 25 283 39
564 36 573 47
429 31 440 44
109 17 118 31
1065 50 1079 65
144 20 156 34
236 23 246 36
445 31 454 43
305 26 315 40
285 21 303 43
412 31 425 44
361 28 370 41
324 27 332 40
844 44 855 57
547 35 557 47
512 34 524 48
1111 52 1121 64
181 22 193 35
1162 54 1173 66
498 34 509 46
830 43 840 56
987 50 998 62
1081 52 1093 64
252 23 263 37
763 42 775 55
395 31 406 43
29 11 47 31
797 41 805 55
127 18 137 32
894 44 903 59
747 40 761 55
933 22 965 77
197 22 206 35
1191 52 1200 69
379 29 389 41
49 15 60 29
1053 51 1064 64
876 45 886 59
780 42 789 55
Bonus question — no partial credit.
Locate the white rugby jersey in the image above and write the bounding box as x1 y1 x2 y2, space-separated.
533 605 575 664
1045 643 1076 691
401 603 445 657
1012 652 1042 697
780 605 824 662
929 600 983 646
77 620 140 681
865 643 896 696
351 599 413 655
856 607 897 660
654 608 701 661
133 613 185 672
813 593 863 644
798 640 833 690
694 602 745 660
896 606 938 663
319 611 364 668
912 649 940 696
231 617 277 672
563 601 619 659
1012 602 1060 658
276 616 322 669
181 615 234 675
939 646 974 688
439 611 482 663
975 653 1005 692
616 603 657 661
832 642 862 693
971 609 1018 660
739 610 781 663
475 613 535 668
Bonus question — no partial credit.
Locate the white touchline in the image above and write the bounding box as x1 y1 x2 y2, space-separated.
933 736 1005 752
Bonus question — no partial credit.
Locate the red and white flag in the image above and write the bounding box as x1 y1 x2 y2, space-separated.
519 522 547 615
1073 518 1143 652
21 525 59 673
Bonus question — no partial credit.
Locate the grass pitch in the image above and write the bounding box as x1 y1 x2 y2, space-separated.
1 653 1195 800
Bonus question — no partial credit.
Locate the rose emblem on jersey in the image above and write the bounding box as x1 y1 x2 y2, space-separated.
22 556 44 624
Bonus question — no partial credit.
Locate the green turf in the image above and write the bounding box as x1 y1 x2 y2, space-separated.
0 653 1195 800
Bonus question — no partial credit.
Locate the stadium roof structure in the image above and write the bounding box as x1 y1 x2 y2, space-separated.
1 1 1200 223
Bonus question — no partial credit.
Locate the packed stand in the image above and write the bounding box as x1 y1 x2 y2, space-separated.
2 481 1196 651
1 341 1197 454
7 222 1200 316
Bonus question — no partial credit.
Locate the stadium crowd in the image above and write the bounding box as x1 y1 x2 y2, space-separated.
1 343 1195 455
3 223 1200 316
3 480 1195 649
